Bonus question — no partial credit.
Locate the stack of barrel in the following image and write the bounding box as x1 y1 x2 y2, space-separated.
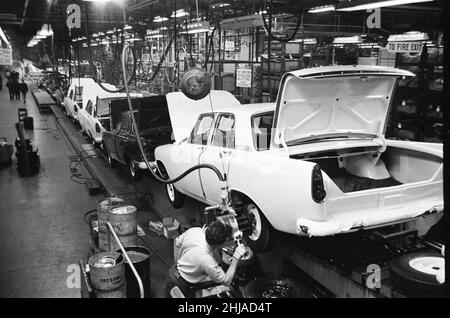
97 197 137 252
88 197 151 298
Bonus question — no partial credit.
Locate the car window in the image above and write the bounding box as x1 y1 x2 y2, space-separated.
75 86 83 109
211 114 235 149
252 112 274 151
189 114 214 145
69 89 74 100
86 100 93 116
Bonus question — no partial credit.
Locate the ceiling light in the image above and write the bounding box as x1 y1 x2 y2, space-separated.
186 21 210 34
308 5 335 13
388 31 429 41
123 24 133 30
336 0 434 12
210 2 230 9
333 36 362 44
170 9 189 18
153 16 168 22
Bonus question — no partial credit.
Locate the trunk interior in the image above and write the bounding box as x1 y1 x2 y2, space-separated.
291 146 442 193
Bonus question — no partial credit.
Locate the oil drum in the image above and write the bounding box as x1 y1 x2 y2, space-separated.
88 251 126 298
117 245 151 298
97 197 125 251
109 205 137 252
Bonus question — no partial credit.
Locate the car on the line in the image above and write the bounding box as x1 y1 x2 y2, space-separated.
154 65 444 252
102 91 241 181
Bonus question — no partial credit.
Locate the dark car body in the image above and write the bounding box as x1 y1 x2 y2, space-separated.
102 95 173 180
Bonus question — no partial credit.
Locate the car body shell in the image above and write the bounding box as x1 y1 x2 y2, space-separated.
155 66 443 237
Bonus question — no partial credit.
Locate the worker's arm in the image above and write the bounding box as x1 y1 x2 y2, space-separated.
203 245 246 286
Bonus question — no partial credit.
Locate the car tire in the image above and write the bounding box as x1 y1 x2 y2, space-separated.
104 143 116 169
242 203 274 253
389 251 445 297
128 159 142 182
242 277 307 298
158 163 185 208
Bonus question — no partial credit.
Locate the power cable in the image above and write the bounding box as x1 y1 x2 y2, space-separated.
120 44 226 185
261 0 303 43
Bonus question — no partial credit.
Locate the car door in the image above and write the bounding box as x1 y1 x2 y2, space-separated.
65 88 74 116
199 113 236 204
90 98 101 141
84 100 94 136
170 113 216 200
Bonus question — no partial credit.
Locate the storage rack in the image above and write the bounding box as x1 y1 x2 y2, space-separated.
386 44 444 143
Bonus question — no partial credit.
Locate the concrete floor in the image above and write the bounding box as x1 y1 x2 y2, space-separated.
0 81 103 297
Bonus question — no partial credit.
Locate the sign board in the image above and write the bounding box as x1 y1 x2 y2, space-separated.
236 69 252 88
0 48 12 65
141 53 150 63
387 42 423 54
224 41 235 51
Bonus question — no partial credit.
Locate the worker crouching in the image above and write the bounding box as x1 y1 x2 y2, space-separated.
165 220 247 298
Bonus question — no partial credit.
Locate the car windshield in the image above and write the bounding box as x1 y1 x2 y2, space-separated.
139 108 172 132
96 98 117 117
287 133 377 146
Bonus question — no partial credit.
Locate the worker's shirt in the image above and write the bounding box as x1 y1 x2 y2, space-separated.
175 227 225 284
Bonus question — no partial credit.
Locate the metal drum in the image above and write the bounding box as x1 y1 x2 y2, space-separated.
117 246 151 298
97 197 125 251
88 251 126 298
109 205 137 252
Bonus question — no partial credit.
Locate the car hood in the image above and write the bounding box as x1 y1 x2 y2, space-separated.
166 90 241 143
272 65 414 148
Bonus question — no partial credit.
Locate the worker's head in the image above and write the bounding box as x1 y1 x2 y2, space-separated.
205 220 232 248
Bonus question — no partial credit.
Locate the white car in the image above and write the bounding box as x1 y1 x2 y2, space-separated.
155 66 443 252
63 77 116 122
78 92 143 144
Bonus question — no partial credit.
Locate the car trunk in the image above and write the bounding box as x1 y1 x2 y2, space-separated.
291 145 442 194
293 144 443 236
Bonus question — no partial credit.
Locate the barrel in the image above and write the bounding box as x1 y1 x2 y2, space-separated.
88 251 126 298
117 246 151 298
97 197 125 251
109 205 137 252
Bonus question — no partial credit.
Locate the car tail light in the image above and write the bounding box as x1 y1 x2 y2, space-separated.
95 123 101 133
311 165 326 203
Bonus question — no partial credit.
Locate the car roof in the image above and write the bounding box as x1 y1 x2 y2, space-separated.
210 102 275 116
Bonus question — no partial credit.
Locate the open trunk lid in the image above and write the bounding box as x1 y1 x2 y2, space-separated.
272 65 414 149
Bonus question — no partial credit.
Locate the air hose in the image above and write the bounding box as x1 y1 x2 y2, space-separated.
120 44 226 185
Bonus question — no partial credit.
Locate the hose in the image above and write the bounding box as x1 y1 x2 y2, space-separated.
120 44 226 184
262 0 303 43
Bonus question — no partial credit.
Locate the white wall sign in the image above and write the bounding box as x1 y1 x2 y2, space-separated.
224 40 235 51
141 53 150 63
236 68 252 88
67 4 81 30
366 8 381 29
0 48 12 65
387 41 423 54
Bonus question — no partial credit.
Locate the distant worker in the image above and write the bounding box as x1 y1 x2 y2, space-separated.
19 79 28 103
6 79 14 101
165 220 247 297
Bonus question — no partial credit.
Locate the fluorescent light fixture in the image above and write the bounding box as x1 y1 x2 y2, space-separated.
336 0 434 12
210 2 230 9
333 35 362 44
308 5 335 13
153 16 168 22
146 29 164 38
292 38 317 44
106 29 115 34
186 21 210 34
171 9 189 18
123 24 133 30
388 31 429 42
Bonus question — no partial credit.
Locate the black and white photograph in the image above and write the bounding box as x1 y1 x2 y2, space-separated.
0 0 447 303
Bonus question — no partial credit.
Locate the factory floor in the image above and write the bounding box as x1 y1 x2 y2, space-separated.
0 82 101 297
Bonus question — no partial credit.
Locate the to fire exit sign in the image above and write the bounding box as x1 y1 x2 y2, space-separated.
386 42 423 54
